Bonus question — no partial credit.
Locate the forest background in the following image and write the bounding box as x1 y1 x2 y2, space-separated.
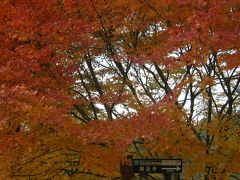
0 0 240 179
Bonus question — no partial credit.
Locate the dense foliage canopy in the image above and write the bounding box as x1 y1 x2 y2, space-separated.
0 0 240 179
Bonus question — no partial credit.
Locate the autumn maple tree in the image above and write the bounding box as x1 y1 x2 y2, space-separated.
0 0 240 179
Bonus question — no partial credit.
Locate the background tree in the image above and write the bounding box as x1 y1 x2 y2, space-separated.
0 0 239 179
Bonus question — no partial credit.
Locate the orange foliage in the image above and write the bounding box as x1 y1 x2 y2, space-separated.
0 0 240 179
